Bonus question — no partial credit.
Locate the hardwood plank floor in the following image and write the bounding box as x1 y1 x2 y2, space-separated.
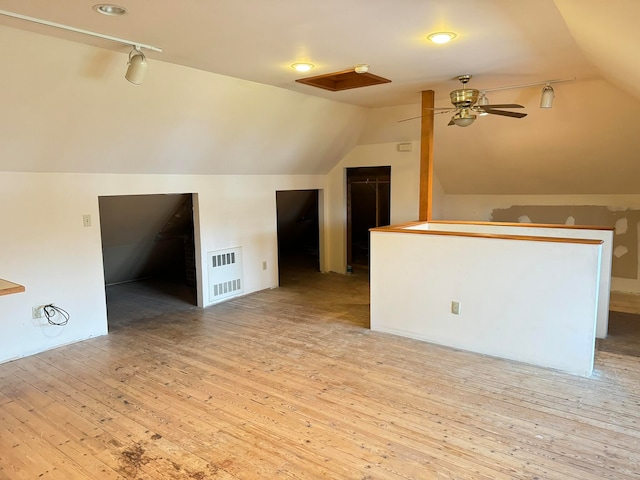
610 291 640 315
1 265 640 479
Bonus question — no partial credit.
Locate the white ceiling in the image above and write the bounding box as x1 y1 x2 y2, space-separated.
0 0 607 107
2 0 640 194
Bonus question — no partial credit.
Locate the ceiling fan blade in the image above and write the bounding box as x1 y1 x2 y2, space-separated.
447 119 455 126
398 109 454 122
397 116 422 123
483 108 527 118
482 104 525 109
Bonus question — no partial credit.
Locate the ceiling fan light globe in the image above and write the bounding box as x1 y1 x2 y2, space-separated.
452 115 476 127
452 117 475 127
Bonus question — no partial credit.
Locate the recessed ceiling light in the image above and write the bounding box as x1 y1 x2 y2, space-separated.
427 32 457 44
291 62 314 73
93 4 127 16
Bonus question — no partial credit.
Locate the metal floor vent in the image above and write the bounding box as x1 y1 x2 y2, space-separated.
207 247 243 302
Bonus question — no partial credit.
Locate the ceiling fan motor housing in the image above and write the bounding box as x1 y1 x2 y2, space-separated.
450 88 479 108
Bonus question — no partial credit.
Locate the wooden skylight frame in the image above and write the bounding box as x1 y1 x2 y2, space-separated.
295 69 391 92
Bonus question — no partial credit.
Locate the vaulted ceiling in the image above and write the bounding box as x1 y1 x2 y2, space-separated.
0 0 638 194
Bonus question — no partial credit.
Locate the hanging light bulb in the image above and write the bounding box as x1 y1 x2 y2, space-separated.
540 84 555 108
125 46 147 85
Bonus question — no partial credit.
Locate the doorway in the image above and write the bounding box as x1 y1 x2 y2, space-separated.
99 193 197 329
347 166 391 267
276 190 320 284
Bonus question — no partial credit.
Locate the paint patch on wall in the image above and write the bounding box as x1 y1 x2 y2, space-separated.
615 217 628 235
614 246 628 258
518 215 532 223
491 205 640 279
565 216 575 225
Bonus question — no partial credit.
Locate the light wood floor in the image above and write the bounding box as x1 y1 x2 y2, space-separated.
2 266 640 479
610 291 640 315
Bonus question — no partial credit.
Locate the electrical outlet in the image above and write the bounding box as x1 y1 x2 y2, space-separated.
451 301 461 315
32 306 42 319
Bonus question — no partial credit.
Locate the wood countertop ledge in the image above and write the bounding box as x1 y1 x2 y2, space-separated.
0 278 25 296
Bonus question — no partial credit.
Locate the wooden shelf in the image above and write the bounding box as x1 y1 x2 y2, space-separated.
0 278 25 296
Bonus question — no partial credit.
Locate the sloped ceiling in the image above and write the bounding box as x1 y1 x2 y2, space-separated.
554 0 640 101
0 0 639 193
0 27 366 175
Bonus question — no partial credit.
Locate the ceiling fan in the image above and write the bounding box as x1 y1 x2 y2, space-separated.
401 74 527 127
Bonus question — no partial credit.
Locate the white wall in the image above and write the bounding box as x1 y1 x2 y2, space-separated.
431 175 445 220
370 227 602 376
414 221 612 338
444 194 640 293
324 141 446 273
324 142 421 273
0 172 324 364
444 194 640 222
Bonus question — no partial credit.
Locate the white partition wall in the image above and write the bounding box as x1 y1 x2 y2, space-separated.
409 221 614 338
370 223 604 376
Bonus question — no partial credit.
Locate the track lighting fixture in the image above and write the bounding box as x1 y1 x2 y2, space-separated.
477 92 490 116
480 77 572 109
540 84 555 108
125 47 147 85
0 9 161 86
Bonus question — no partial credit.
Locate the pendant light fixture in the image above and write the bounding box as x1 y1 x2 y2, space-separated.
125 46 147 85
540 84 555 108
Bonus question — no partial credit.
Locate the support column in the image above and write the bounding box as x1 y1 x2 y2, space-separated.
419 90 435 221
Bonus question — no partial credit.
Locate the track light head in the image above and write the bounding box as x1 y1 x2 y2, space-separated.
540 84 555 108
477 92 489 116
125 46 147 85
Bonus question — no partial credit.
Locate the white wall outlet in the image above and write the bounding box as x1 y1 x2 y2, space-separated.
262 261 267 271
32 306 42 319
83 214 91 227
451 301 461 315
